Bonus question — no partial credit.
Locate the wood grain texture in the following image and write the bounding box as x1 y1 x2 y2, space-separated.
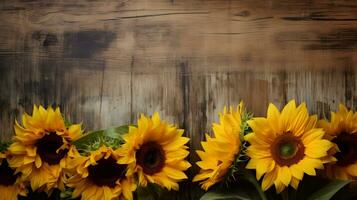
0 0 357 198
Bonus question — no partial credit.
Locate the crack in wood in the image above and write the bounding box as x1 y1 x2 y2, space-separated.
282 12 357 21
233 16 274 21
100 11 210 21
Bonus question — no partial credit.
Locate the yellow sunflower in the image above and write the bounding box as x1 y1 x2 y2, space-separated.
8 105 83 192
66 145 136 200
117 112 191 191
318 104 357 180
0 152 27 200
245 100 335 193
193 103 244 190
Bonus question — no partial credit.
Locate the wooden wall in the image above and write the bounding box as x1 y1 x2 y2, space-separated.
0 0 356 197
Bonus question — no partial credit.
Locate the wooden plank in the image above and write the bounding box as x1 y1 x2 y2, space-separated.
1 0 357 73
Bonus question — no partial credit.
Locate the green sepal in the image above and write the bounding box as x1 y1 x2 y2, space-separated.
239 111 253 140
223 110 252 185
60 188 74 200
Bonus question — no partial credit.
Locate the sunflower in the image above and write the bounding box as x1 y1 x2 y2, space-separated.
0 152 27 200
318 104 357 180
117 113 191 191
245 100 335 193
8 105 83 192
193 103 244 190
66 145 136 200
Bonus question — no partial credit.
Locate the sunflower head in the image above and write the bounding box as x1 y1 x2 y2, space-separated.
0 151 27 200
318 104 357 180
193 102 247 190
66 145 136 200
245 100 334 193
8 105 83 192
117 112 191 191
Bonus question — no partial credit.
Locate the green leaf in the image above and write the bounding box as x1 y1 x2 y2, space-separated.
201 170 267 200
72 125 129 150
200 190 251 200
332 181 357 200
136 183 168 200
239 170 268 200
307 179 352 200
0 141 11 152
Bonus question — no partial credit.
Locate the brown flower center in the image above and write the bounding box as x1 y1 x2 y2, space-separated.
136 142 165 175
36 132 68 165
88 156 127 188
0 160 18 186
271 132 305 166
333 132 357 167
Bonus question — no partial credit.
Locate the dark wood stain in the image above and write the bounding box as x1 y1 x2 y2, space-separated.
179 61 189 134
344 66 356 110
120 11 210 19
305 28 357 50
64 30 116 58
282 12 357 21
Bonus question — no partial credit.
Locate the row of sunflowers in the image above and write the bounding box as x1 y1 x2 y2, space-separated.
0 100 356 200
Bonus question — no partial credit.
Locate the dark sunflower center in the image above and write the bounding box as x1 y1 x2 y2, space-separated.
36 132 68 165
88 156 127 188
136 142 165 175
333 132 357 167
0 160 18 186
271 132 305 166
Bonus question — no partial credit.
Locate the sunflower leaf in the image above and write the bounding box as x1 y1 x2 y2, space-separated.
104 125 129 139
307 179 352 200
200 190 251 200
203 169 267 200
239 169 268 200
136 184 168 200
331 181 357 200
72 125 129 150
0 141 11 152
200 180 262 200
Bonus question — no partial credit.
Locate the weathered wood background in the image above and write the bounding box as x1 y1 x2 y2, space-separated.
0 0 356 198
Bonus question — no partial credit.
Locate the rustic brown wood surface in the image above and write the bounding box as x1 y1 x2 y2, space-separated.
0 0 356 199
